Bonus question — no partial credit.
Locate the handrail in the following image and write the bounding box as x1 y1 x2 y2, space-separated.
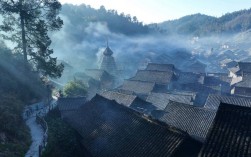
36 114 48 157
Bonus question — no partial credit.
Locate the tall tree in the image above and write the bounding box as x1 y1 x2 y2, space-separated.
0 0 64 78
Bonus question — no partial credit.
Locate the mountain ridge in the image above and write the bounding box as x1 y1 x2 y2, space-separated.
157 8 251 35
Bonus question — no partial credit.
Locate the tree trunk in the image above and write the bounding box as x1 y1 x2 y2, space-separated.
20 14 27 62
19 0 27 63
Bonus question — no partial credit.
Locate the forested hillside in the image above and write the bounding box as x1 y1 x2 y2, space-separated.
0 42 47 156
158 8 251 35
60 4 150 38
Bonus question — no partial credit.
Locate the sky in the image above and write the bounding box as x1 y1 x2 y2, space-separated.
59 0 251 24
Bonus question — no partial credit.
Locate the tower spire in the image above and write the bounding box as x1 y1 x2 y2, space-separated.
106 38 109 47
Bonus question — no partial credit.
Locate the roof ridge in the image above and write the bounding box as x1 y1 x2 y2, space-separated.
58 97 86 100
168 100 215 112
88 94 188 136
125 79 156 84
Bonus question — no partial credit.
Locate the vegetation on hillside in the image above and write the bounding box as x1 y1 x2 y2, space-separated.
60 4 149 38
0 42 48 157
158 8 251 35
42 108 89 157
0 1 65 155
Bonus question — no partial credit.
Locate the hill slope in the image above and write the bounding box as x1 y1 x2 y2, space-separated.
158 9 251 35
0 42 47 157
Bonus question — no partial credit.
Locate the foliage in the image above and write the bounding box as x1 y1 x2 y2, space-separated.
63 80 87 97
0 41 47 102
0 0 64 78
61 4 149 38
0 42 49 157
0 94 31 157
42 108 88 157
158 8 251 35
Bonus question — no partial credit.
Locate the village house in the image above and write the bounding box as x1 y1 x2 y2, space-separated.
99 90 156 114
146 92 194 110
228 62 251 78
151 100 216 142
172 71 204 90
129 70 176 92
231 73 251 97
203 74 232 95
198 102 251 157
227 62 251 97
145 63 177 73
61 94 202 157
216 49 235 61
184 60 207 73
204 94 251 110
57 97 86 118
56 60 251 157
220 58 237 69
117 79 157 97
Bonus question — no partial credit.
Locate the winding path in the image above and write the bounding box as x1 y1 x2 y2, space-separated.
24 99 57 157
25 115 44 157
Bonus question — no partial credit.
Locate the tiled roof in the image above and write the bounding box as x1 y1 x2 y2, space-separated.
182 60 206 74
180 83 218 94
177 72 202 84
188 60 206 68
130 97 157 114
206 73 228 77
235 73 251 88
229 62 251 75
199 103 251 157
167 90 197 97
228 66 240 74
219 75 232 83
119 80 155 95
64 95 192 157
154 53 175 65
220 58 232 65
146 92 193 110
235 79 251 88
238 62 251 73
204 94 251 110
204 76 231 86
153 101 216 142
130 70 174 85
99 90 137 107
58 97 86 111
145 63 175 72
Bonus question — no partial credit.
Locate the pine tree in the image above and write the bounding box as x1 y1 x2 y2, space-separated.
0 0 64 78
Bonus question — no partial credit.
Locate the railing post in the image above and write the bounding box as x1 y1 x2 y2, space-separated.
39 145 42 157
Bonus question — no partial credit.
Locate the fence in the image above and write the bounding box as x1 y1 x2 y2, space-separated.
36 114 48 157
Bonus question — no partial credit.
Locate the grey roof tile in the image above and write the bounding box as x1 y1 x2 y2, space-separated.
119 80 155 95
146 92 194 110
152 101 216 142
130 70 174 85
145 63 175 72
58 97 86 111
204 94 251 110
64 95 192 157
199 103 251 157
99 90 137 107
